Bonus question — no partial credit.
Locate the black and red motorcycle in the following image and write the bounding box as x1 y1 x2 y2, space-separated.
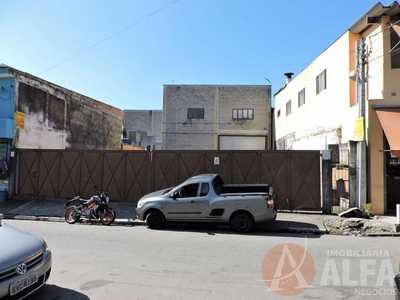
64 186 116 225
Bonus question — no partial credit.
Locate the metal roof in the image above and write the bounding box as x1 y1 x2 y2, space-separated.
350 1 400 34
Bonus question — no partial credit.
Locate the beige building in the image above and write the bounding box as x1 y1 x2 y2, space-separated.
274 2 400 215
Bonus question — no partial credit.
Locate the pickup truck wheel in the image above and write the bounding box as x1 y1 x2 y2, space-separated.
231 213 254 233
146 211 165 229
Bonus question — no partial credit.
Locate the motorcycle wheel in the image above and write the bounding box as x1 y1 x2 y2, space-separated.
65 206 81 224
100 208 115 226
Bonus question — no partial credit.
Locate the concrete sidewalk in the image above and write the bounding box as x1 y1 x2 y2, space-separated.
0 198 396 235
0 199 142 225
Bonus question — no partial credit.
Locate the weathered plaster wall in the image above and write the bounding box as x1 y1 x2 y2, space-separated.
67 99 122 149
9 68 123 150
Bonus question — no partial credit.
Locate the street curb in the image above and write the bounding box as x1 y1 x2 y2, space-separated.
3 214 329 234
366 232 400 237
3 214 147 226
0 215 332 235
262 227 327 234
286 227 327 234
6 215 398 236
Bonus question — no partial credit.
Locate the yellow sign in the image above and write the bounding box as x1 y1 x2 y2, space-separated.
15 111 25 130
353 117 364 141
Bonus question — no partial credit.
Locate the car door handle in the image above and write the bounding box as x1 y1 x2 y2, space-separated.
190 200 197 203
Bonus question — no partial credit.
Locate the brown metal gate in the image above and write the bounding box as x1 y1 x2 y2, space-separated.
17 149 150 202
152 150 321 211
16 149 321 210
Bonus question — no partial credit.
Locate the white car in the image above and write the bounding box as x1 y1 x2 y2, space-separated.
0 213 52 299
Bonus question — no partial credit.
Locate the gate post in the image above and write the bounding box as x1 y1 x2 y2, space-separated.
321 150 332 213
147 146 154 194
7 149 17 199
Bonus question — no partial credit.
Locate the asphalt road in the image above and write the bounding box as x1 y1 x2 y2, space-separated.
7 220 398 300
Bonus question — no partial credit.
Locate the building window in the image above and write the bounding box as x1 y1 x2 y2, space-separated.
286 100 292 116
187 108 204 119
232 109 254 120
316 69 327 94
298 88 305 107
390 19 400 68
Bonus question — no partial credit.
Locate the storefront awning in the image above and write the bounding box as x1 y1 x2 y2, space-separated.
375 109 400 157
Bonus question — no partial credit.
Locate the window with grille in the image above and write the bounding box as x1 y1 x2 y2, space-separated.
232 109 254 120
298 88 305 107
187 108 204 119
316 69 327 94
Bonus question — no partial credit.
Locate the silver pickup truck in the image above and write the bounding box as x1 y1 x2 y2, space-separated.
136 173 276 233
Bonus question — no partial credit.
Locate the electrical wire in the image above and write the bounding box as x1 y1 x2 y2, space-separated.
368 19 400 39
367 36 400 65
37 0 180 75
363 19 400 79
366 20 398 55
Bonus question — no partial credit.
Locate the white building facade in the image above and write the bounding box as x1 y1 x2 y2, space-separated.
274 2 400 215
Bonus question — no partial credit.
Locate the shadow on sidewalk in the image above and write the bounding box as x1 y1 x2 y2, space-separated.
154 221 323 238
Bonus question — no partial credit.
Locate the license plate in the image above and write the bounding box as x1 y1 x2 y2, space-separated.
10 272 38 296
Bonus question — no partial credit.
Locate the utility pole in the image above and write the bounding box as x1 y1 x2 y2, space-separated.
356 37 367 211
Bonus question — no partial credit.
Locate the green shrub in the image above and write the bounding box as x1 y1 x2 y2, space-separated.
363 203 373 216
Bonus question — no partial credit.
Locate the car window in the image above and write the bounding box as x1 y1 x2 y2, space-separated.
200 183 209 197
178 183 199 198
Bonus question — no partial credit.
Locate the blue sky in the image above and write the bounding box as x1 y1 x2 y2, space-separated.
2 0 382 110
